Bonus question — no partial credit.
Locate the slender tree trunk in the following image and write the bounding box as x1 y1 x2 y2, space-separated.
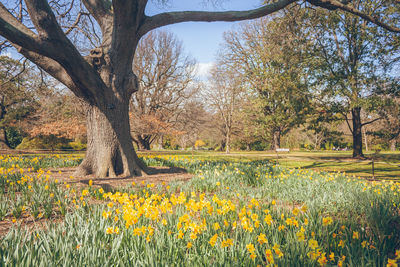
225 126 231 154
159 135 164 150
352 107 364 158
272 129 281 150
0 127 10 149
315 133 320 150
220 140 226 151
362 126 368 152
390 139 396 151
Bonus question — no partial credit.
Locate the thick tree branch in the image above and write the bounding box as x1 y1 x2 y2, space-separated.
0 1 105 104
139 0 296 36
0 3 72 75
307 0 400 33
25 0 67 39
112 0 146 65
20 0 109 103
17 48 83 96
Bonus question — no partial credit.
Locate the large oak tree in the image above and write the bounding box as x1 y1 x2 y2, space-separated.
0 0 398 177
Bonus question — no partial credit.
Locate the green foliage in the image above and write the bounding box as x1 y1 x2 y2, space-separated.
221 12 312 147
5 127 23 149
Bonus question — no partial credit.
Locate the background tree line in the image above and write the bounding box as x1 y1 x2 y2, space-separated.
0 0 399 159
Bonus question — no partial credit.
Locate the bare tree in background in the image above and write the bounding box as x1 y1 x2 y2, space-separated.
175 100 209 150
0 0 398 177
131 30 197 150
206 63 244 153
0 56 41 148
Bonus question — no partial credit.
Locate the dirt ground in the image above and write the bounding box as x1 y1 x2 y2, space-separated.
48 165 193 189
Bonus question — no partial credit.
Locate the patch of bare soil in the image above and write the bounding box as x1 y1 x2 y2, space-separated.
47 166 193 190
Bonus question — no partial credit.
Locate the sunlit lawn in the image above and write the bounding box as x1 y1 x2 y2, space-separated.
138 150 400 181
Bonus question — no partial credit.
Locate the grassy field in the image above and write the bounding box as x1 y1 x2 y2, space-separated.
0 153 399 266
138 150 400 181
7 149 400 180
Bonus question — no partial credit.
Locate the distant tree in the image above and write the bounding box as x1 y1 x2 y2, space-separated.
206 63 244 153
0 56 38 148
303 105 343 150
221 12 311 150
368 81 400 151
29 91 86 140
131 30 197 150
175 101 209 150
308 0 399 158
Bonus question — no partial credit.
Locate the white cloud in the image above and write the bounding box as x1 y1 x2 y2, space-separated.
1 52 12 58
195 62 214 80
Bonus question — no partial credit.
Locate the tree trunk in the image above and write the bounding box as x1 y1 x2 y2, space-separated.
136 135 151 150
0 128 10 149
352 107 364 158
225 127 231 154
362 126 368 152
390 139 396 151
75 101 147 177
219 140 226 151
272 129 281 150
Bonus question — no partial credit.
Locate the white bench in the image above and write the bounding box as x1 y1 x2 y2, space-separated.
275 148 289 152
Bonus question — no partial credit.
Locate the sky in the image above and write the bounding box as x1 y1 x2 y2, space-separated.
4 0 264 79
145 0 264 78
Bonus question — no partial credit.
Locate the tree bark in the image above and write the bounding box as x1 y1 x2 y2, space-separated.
75 99 147 177
272 129 281 150
352 107 364 158
362 126 368 152
225 126 231 154
390 139 396 151
0 128 10 149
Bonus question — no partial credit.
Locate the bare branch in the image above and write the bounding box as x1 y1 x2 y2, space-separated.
60 0 75 18
343 112 354 134
362 116 382 126
64 11 89 35
139 0 296 36
0 58 27 88
81 0 113 47
307 0 400 32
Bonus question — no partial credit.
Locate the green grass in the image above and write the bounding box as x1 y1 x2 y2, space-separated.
4 149 400 180
139 150 400 181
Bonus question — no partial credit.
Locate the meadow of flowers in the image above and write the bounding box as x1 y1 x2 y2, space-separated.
0 153 399 266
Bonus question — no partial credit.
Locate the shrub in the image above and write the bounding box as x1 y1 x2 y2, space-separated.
5 127 24 148
16 135 72 150
68 141 87 151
